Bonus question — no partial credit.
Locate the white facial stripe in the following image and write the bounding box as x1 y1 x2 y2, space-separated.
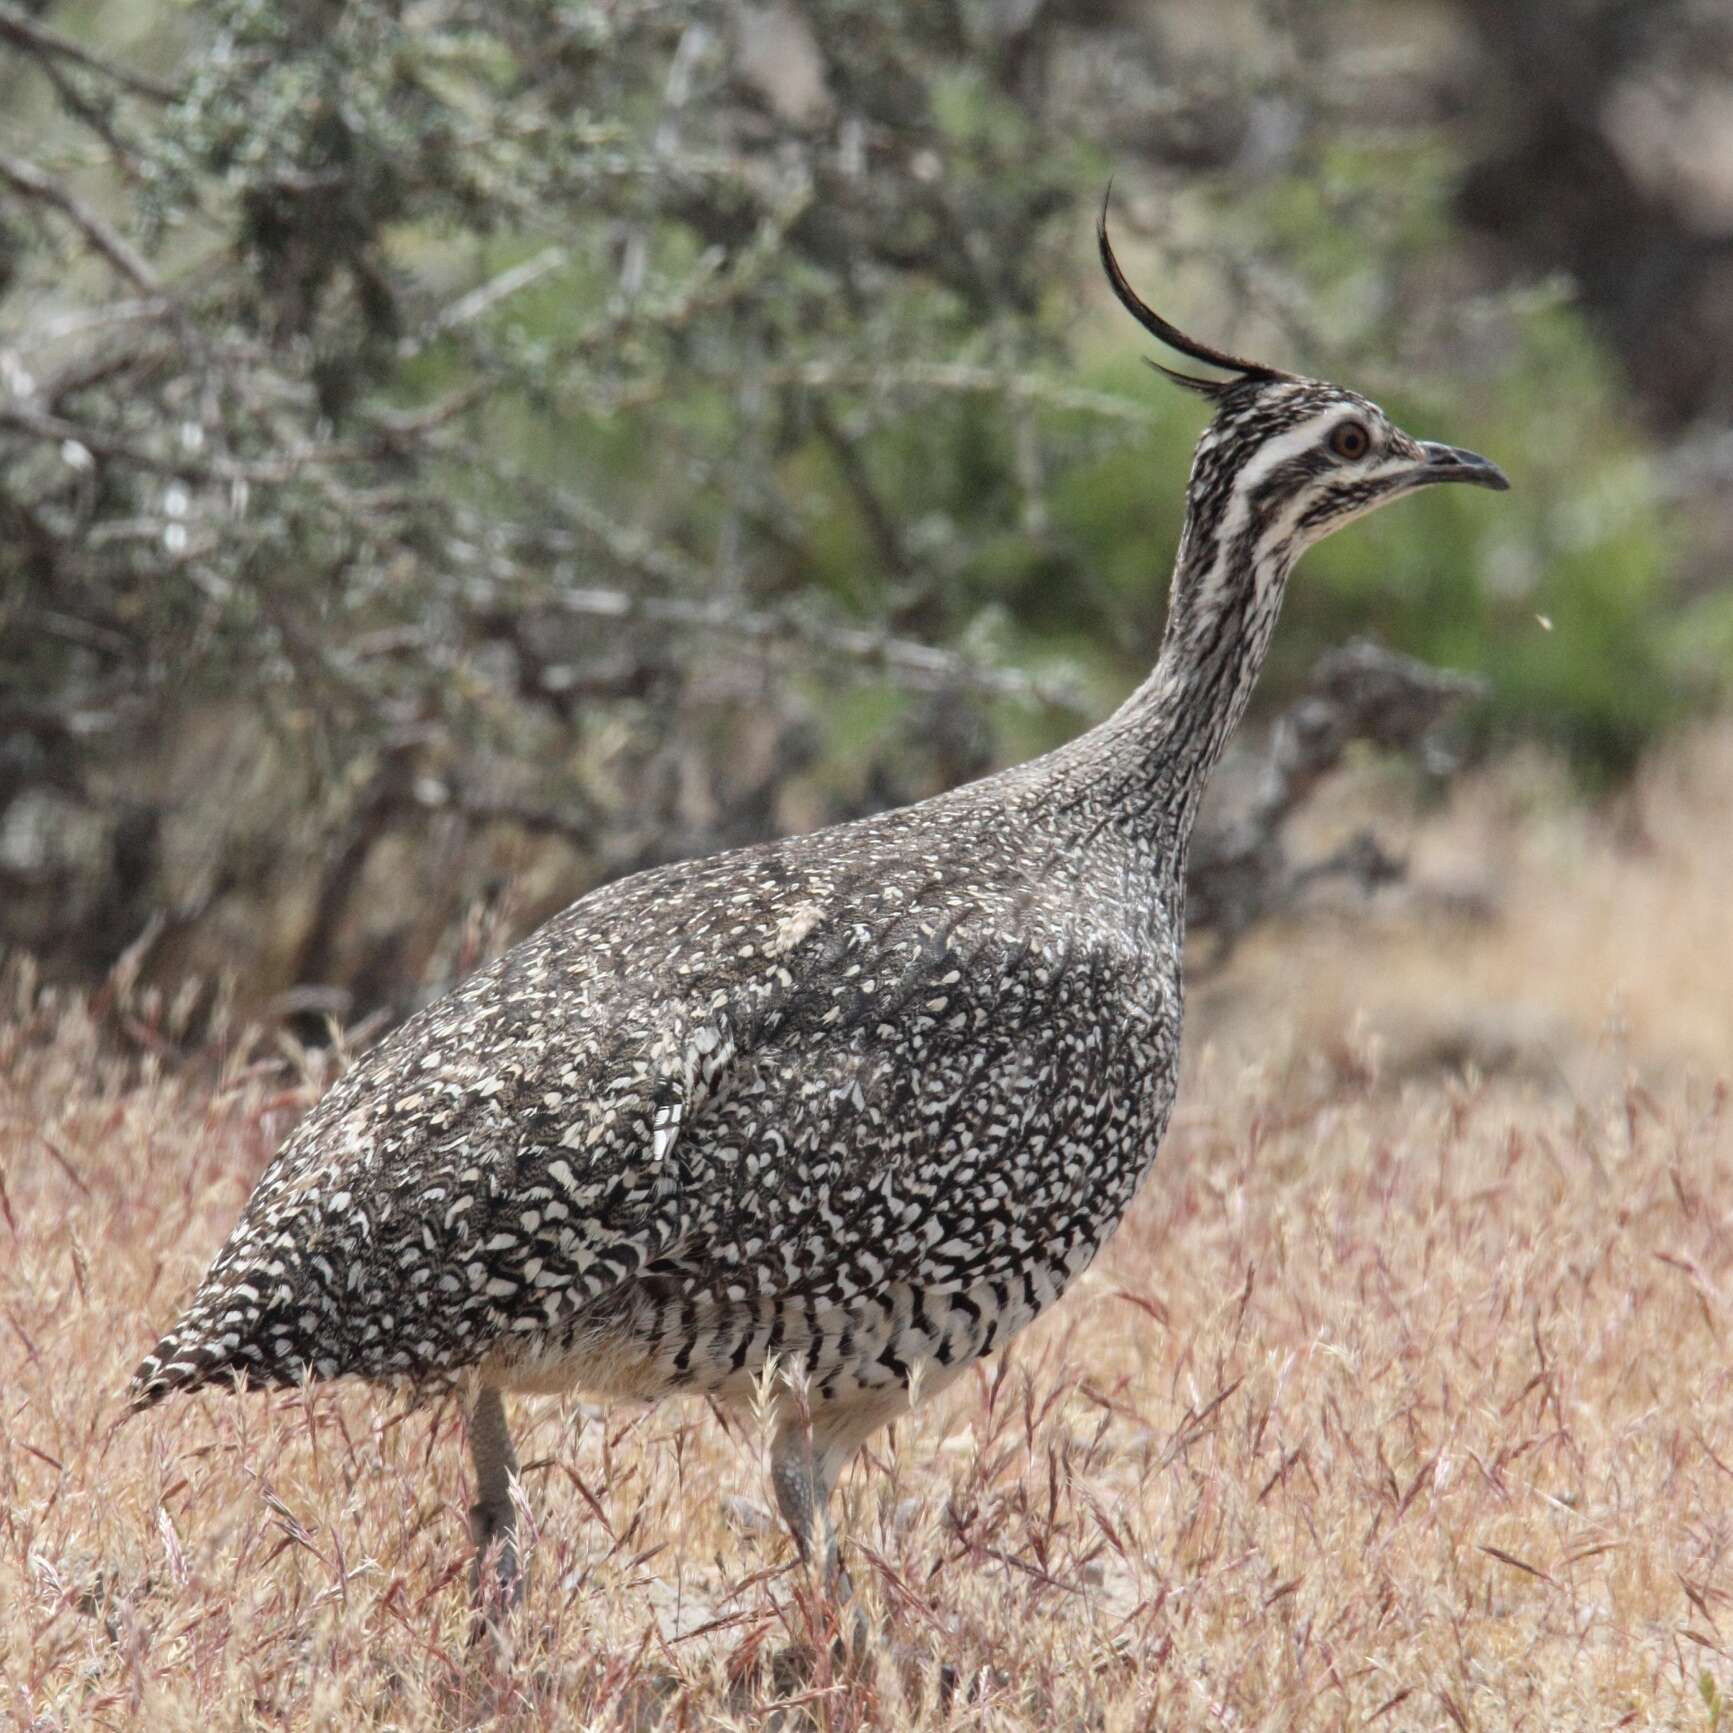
1235 406 1356 492
1246 415 1423 565
1254 492 1318 568
1193 406 1361 621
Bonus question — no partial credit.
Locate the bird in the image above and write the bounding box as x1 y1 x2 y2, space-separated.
129 205 1508 1616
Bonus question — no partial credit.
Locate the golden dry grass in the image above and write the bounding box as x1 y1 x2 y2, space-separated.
4 728 1733 1731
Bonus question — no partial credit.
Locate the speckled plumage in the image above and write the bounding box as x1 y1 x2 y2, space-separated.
136 784 1181 1410
131 218 1507 1599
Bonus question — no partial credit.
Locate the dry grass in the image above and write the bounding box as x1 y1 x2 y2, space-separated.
4 728 1733 1730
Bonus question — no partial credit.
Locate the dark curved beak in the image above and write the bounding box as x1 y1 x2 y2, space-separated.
1415 441 1509 492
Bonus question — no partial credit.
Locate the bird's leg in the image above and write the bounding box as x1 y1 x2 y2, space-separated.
772 1388 970 1711
770 1413 850 1596
466 1384 523 1617
771 1400 893 1664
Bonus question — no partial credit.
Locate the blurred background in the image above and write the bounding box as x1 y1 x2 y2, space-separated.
2 0 1731 1057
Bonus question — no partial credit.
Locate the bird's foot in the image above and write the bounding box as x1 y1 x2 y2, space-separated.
467 1498 523 1627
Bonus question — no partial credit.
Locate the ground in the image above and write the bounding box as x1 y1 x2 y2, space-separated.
3 727 1731 1731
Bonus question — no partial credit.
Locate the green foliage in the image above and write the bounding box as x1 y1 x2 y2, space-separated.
0 0 1718 1005
794 302 1705 779
1293 304 1695 778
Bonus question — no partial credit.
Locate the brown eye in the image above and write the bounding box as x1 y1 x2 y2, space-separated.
1330 420 1371 460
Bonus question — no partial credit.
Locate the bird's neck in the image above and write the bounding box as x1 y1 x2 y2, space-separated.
1038 492 1300 897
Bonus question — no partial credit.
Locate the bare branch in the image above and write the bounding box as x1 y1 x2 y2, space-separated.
395 246 569 360
604 360 1165 426
550 580 1088 714
1188 639 1485 964
0 3 179 103
0 401 419 486
495 482 1089 713
0 152 159 293
0 401 201 476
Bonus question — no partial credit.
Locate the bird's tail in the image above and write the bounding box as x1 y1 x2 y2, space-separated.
128 1283 301 1411
128 1307 242 1410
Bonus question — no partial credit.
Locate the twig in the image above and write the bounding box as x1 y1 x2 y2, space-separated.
549 579 1086 713
0 3 179 103
499 478 1081 710
0 152 159 293
29 295 172 345
810 398 913 579
608 359 1164 426
0 401 408 487
0 402 202 477
395 247 569 360
1187 639 1485 961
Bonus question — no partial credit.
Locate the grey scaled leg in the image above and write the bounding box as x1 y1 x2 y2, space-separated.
772 1392 967 1709
770 1397 895 1658
770 1413 846 1589
467 1384 523 1616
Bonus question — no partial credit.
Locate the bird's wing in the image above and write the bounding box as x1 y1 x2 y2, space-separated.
623 892 1173 1309
128 950 737 1404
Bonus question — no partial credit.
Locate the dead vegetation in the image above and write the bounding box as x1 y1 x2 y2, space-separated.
3 728 1733 1731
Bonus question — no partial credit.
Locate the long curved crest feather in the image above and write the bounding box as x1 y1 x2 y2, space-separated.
1097 191 1288 397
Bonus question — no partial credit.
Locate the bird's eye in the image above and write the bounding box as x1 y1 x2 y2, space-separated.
1330 420 1371 461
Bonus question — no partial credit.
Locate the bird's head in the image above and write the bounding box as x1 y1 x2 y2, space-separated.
1098 210 1508 561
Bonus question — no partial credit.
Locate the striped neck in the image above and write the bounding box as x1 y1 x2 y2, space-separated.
1036 407 1319 894
1112 507 1296 845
